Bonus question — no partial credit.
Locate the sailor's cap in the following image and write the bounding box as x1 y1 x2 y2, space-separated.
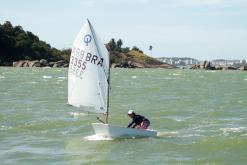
128 110 134 115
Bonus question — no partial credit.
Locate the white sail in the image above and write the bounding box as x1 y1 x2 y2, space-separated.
68 19 109 114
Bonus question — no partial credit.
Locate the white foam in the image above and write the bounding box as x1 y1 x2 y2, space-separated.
157 131 178 137
84 134 113 141
28 81 38 84
69 112 88 118
220 127 245 135
0 75 5 79
58 77 67 79
172 73 182 76
131 75 137 79
43 75 52 79
0 125 13 130
244 78 247 81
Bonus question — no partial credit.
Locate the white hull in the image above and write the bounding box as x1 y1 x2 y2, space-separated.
92 123 157 138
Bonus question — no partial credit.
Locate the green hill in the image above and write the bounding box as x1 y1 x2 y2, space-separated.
0 21 69 66
0 21 173 68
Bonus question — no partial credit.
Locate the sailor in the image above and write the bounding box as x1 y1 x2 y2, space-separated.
127 110 150 129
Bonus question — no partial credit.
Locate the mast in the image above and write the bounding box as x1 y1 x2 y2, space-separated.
87 19 110 123
106 63 110 123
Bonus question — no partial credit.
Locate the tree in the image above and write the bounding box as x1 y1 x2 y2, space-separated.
0 21 71 65
107 38 116 51
116 39 123 51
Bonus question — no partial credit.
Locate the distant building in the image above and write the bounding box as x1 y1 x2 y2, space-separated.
156 57 199 66
211 59 242 66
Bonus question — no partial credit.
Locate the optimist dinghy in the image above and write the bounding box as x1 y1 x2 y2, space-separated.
68 19 157 138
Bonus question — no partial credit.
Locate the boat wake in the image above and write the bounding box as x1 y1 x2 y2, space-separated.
83 134 113 141
157 131 178 137
69 112 88 118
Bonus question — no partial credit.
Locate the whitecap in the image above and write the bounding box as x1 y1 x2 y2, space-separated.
238 100 243 104
220 127 245 135
131 75 137 79
178 133 203 138
84 134 113 141
43 75 52 79
206 70 216 73
157 131 178 137
0 125 13 130
244 78 247 81
163 77 175 80
0 75 5 79
28 81 38 84
58 77 67 79
172 73 182 76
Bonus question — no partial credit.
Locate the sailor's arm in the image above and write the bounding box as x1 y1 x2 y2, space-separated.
127 120 134 128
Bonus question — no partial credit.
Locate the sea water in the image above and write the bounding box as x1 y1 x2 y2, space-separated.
0 67 247 165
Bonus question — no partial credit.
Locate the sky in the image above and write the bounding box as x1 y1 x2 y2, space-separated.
0 0 247 60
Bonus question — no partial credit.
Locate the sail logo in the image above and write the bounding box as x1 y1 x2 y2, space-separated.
84 34 92 46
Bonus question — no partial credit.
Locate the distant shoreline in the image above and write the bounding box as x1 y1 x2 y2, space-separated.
2 59 245 71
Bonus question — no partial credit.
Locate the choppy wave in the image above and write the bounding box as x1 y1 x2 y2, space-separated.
42 75 52 79
131 75 137 79
1 68 247 164
58 76 67 79
0 75 5 79
220 127 246 135
157 131 178 137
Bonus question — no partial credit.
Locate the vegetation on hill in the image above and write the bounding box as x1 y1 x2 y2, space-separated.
0 21 70 66
0 21 171 68
106 38 171 68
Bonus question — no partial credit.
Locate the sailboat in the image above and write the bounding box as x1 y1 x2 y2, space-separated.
68 19 157 138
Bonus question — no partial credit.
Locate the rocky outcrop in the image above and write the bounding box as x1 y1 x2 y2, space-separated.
189 61 244 71
222 66 237 70
190 61 216 70
239 65 247 71
111 50 175 69
40 59 49 67
13 59 69 68
112 60 174 69
52 60 68 68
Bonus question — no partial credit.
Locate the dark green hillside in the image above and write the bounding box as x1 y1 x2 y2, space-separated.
0 21 69 66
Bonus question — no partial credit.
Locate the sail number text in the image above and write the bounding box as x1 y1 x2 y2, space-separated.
69 47 104 79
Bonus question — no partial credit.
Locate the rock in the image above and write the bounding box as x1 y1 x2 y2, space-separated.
130 62 144 68
200 61 207 69
204 61 211 69
215 65 223 70
189 64 200 69
239 65 247 71
222 66 237 70
48 62 56 67
63 63 69 67
40 59 49 66
29 60 41 67
13 60 69 68
13 60 27 67
52 60 68 67
13 61 20 67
